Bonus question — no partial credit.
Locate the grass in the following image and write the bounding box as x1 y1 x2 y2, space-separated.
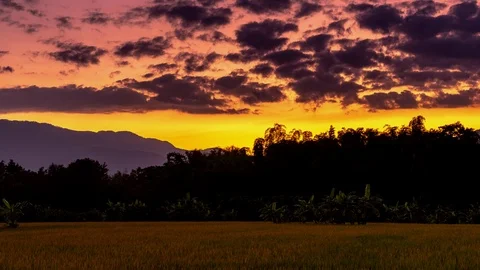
0 223 480 269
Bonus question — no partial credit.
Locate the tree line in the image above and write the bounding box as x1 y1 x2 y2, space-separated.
1 115 480 224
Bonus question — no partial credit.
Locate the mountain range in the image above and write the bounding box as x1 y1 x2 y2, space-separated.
0 119 186 173
1 119 478 173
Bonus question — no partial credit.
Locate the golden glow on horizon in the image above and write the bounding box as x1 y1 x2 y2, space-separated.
2 105 480 150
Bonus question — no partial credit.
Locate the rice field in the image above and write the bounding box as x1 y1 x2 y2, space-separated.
0 222 479 269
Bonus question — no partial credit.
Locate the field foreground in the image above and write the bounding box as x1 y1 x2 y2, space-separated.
0 223 479 269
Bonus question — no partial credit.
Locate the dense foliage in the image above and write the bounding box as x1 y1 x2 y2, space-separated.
1 115 480 224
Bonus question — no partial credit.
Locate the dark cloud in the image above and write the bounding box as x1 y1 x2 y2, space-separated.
145 1 168 19
362 91 419 111
345 3 374 12
197 31 234 43
303 26 327 36
115 6 148 26
399 0 447 16
27 8 43 17
362 70 396 90
121 74 249 114
197 0 219 7
354 4 403 33
314 51 338 73
361 89 480 111
48 41 107 67
334 39 381 68
0 85 152 113
173 29 194 41
109 71 121 78
176 52 221 73
250 63 274 77
433 89 480 108
116 60 130 67
263 49 309 66
148 63 178 73
0 0 42 17
59 69 77 76
214 73 286 105
299 34 333 52
117 1 231 27
0 78 251 115
290 73 363 105
22 23 41 33
275 60 315 80
1 16 43 34
165 4 232 28
55 16 76 29
240 84 286 105
225 49 261 63
449 1 478 19
295 1 322 18
328 19 350 35
0 50 8 57
1 0 24 11
0 66 14 73
214 74 248 92
168 5 202 25
114 36 171 58
142 73 155 79
397 14 454 40
395 70 471 90
393 1 480 46
399 36 480 60
236 0 292 14
236 19 298 52
22 0 38 5
82 11 111 25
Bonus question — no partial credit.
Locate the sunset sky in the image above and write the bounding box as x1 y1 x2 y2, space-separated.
1 0 480 149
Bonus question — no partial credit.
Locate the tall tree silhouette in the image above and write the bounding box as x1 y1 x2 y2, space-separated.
0 115 479 215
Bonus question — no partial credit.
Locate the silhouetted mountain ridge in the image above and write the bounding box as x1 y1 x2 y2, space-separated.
0 119 187 172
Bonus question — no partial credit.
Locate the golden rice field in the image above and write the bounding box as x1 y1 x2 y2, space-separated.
0 222 480 269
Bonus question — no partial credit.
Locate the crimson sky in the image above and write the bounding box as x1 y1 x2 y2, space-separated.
1 0 479 149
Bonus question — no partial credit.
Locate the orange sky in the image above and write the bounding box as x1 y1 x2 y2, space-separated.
1 0 479 149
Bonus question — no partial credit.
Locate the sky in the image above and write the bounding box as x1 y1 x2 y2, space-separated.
1 0 480 149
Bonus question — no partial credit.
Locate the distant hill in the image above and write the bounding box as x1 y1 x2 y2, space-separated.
0 120 187 173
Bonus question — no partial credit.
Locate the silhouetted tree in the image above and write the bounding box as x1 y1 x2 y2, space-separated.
0 115 479 221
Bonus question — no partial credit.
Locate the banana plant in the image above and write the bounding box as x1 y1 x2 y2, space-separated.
357 184 382 225
165 192 212 221
259 202 288 223
105 201 126 221
125 200 148 221
384 201 405 222
335 191 359 224
294 195 320 223
384 198 426 223
0 198 24 228
404 198 426 223
466 203 480 224
320 189 358 224
427 205 461 224
320 185 381 225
